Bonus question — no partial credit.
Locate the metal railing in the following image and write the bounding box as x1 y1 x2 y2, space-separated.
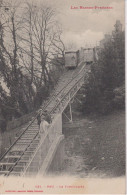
0 62 86 171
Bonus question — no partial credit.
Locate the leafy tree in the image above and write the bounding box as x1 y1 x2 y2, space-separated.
0 0 65 120
82 22 125 114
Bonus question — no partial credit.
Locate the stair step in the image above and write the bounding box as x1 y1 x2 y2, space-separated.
9 172 21 176
5 155 21 158
0 162 15 165
17 140 32 144
20 138 34 140
13 165 24 170
0 171 10 175
19 160 29 163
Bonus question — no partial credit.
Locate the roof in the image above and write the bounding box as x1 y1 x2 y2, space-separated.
65 50 79 54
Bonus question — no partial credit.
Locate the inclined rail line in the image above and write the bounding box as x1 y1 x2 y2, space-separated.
0 66 80 161
0 62 87 176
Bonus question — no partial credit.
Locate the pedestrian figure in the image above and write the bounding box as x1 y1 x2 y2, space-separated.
43 110 52 124
40 118 50 137
37 111 41 129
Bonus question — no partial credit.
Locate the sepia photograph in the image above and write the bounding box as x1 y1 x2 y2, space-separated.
0 0 125 194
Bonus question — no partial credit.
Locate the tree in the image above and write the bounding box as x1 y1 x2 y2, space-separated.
82 21 125 114
0 1 38 115
19 2 65 108
0 0 65 117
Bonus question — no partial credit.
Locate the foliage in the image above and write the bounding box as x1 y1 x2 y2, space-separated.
113 85 125 109
0 0 65 123
82 24 125 114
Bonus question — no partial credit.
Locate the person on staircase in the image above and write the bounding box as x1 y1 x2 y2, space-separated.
37 109 42 134
43 110 52 124
37 109 52 139
40 117 50 135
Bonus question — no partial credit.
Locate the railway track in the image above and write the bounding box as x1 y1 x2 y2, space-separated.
0 62 88 176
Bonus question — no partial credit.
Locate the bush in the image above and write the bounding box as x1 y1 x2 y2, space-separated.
113 85 125 109
81 22 125 115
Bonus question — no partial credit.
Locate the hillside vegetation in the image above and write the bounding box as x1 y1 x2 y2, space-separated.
81 23 125 114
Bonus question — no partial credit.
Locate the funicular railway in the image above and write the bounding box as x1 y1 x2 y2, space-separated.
0 61 90 177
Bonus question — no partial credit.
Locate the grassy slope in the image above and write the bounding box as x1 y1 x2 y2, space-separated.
62 110 125 177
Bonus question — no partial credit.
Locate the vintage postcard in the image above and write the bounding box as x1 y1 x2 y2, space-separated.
0 0 125 194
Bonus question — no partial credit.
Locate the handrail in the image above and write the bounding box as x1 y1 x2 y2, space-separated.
6 132 39 176
22 113 62 176
21 73 86 176
41 62 85 113
40 62 85 111
21 131 48 176
50 70 85 115
0 62 85 162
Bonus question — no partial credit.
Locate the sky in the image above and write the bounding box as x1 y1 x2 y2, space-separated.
2 0 125 49
44 0 125 49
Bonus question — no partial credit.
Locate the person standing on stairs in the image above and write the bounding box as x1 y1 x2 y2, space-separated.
43 110 52 124
40 118 50 135
37 109 42 135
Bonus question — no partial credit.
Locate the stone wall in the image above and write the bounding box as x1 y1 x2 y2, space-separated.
23 113 64 176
